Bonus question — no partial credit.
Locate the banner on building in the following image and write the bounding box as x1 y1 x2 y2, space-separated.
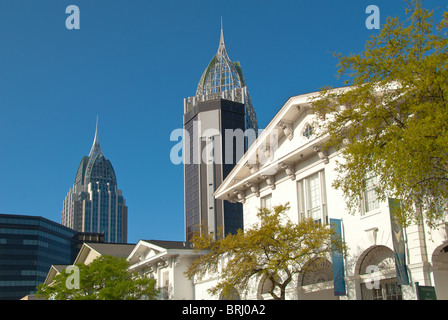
388 198 410 286
330 218 346 296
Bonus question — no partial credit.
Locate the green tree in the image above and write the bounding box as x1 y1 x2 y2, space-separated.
36 255 159 300
311 0 448 228
185 204 346 300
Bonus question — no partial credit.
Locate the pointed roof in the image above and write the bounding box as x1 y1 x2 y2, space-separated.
196 22 243 96
43 265 69 286
127 239 198 268
217 17 226 56
143 239 193 250
187 20 258 133
89 116 103 158
74 242 136 265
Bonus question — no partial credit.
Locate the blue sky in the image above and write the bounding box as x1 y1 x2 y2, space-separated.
0 0 444 244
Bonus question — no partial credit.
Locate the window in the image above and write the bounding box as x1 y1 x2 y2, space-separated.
303 124 314 139
363 175 379 215
261 194 272 211
297 171 327 224
361 278 402 300
161 271 170 300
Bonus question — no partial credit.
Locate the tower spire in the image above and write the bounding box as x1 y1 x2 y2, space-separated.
89 116 103 158
218 17 226 55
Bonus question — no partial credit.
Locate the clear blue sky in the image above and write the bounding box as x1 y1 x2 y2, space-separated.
0 0 443 244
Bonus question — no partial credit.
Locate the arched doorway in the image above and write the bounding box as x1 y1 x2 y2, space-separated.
297 258 337 300
256 274 279 300
432 243 448 300
358 245 403 300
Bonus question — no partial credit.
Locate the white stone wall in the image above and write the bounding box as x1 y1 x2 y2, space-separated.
238 145 448 300
191 92 448 300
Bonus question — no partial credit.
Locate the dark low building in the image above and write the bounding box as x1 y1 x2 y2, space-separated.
0 213 103 300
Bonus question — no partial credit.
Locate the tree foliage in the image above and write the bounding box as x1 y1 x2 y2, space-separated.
36 255 158 300
185 204 346 300
311 0 448 228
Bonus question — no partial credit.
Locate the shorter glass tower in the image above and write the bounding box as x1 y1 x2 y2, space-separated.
0 213 103 300
61 120 128 243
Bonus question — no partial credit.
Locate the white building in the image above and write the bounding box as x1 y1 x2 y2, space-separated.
43 241 199 300
127 240 199 300
209 89 448 300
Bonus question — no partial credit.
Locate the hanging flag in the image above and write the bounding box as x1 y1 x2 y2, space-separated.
388 198 410 285
330 218 346 296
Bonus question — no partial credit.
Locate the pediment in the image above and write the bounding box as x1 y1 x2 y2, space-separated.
215 91 330 201
127 240 167 264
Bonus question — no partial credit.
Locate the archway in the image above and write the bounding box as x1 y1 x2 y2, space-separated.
297 258 337 300
432 243 448 300
256 274 279 300
357 245 402 300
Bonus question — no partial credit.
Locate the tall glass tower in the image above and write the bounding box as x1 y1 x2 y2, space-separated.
61 120 128 243
183 24 258 241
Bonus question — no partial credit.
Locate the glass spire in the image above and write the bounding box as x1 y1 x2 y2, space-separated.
196 23 245 96
89 116 103 159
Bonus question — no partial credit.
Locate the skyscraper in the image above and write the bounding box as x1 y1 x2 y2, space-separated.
61 120 128 243
183 24 258 241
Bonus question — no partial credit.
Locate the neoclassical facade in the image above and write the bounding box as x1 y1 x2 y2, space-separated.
127 240 199 300
210 89 448 300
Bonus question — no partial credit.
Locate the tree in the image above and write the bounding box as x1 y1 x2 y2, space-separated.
36 255 159 300
185 204 346 300
311 0 448 228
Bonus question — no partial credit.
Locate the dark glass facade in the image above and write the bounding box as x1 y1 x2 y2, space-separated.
0 213 103 300
183 99 246 241
183 27 257 241
184 112 200 240
220 101 245 236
